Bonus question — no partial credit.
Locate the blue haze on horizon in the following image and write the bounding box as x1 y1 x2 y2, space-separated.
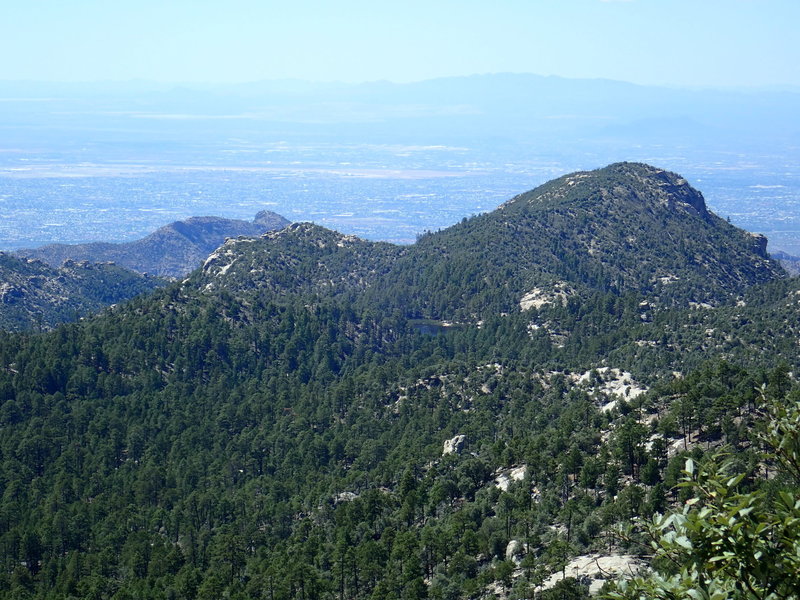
1 0 799 88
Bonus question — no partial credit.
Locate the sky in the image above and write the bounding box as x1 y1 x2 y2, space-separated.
2 0 799 88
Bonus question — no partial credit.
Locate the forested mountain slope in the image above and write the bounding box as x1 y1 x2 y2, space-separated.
0 163 795 599
190 163 782 321
371 162 780 319
0 253 164 332
18 210 290 278
194 223 404 300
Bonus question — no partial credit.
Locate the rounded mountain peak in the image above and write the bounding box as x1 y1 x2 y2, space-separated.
254 210 292 228
504 162 709 219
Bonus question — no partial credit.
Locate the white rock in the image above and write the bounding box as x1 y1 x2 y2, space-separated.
334 491 358 503
505 539 527 563
541 553 646 595
495 465 527 491
576 367 647 401
442 434 466 455
519 282 574 311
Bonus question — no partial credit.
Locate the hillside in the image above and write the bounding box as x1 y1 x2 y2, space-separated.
195 223 404 300
0 164 795 599
0 253 164 331
190 163 783 320
379 162 780 318
18 210 290 278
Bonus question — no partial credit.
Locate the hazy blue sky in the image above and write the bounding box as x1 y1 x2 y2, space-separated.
2 0 798 87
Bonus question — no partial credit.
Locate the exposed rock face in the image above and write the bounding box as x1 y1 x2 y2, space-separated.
650 168 709 219
540 553 647 595
333 492 358 504
442 434 466 455
519 282 574 311
18 210 291 278
573 367 648 409
254 210 291 229
748 232 769 258
494 465 527 491
505 540 527 564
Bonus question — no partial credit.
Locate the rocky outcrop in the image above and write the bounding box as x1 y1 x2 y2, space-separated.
442 434 466 455
540 553 647 595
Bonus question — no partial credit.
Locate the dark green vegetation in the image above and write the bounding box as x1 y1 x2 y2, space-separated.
1 163 798 599
0 253 164 332
18 210 290 278
609 395 800 599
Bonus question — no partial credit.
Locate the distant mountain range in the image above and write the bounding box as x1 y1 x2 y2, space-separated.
17 210 290 278
770 250 800 276
2 74 797 151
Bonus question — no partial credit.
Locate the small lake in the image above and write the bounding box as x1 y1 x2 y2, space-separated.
409 319 466 335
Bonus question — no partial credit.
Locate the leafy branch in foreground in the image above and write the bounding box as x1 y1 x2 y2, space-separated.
607 393 800 600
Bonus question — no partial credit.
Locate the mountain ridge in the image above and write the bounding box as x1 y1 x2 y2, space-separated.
191 163 780 322
3 165 780 333
18 210 291 278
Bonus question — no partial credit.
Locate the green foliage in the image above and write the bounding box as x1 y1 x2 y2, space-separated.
539 577 591 599
0 164 796 598
607 395 800 599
